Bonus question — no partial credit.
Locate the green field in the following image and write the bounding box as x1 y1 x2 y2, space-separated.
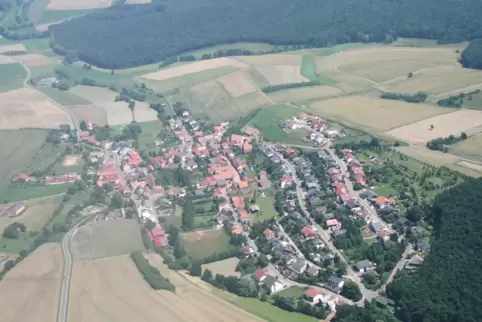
250 196 278 222
374 185 399 197
38 87 92 105
2 184 70 203
300 56 335 85
181 229 232 260
275 286 307 298
38 9 95 24
0 63 26 92
461 92 482 111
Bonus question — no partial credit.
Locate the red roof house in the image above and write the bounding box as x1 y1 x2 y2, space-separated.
231 196 245 209
263 229 275 239
128 151 142 166
253 269 266 283
148 226 168 248
301 226 317 238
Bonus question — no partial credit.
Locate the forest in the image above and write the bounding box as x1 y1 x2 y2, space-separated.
50 0 482 68
386 178 482 322
461 39 482 70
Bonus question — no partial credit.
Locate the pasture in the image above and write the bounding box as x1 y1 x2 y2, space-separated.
300 55 336 85
217 70 258 98
450 135 482 162
251 196 278 222
0 243 62 322
69 253 262 322
0 88 72 129
267 85 342 103
202 258 240 277
386 109 482 144
309 96 453 131
0 63 26 92
38 87 92 105
70 219 145 261
181 229 232 260
46 0 112 10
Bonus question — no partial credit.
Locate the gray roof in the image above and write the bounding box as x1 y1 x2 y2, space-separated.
355 259 373 271
328 275 343 286
371 221 382 232
306 265 319 276
345 200 359 209
289 260 306 273
263 275 278 287
375 296 394 306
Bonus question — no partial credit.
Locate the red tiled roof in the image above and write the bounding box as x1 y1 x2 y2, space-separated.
231 224 242 235
280 175 294 183
375 196 395 206
253 269 265 281
239 180 249 189
150 226 165 237
14 173 28 181
231 196 245 209
230 134 245 144
326 219 340 227
239 210 248 219
301 226 317 238
263 229 275 238
304 288 319 298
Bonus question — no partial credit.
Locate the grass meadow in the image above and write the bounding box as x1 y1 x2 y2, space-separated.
181 229 233 260
0 63 26 92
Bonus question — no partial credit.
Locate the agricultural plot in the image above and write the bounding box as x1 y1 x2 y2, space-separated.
301 55 336 85
0 55 14 64
386 109 482 144
69 85 118 103
189 80 232 108
35 20 67 32
0 44 27 54
310 96 452 131
255 65 308 85
69 104 108 125
68 253 262 322
98 101 134 125
38 87 92 105
244 67 270 88
267 85 342 103
14 54 59 67
395 146 461 167
181 229 232 260
133 101 158 122
0 243 62 322
0 63 26 92
202 258 240 277
0 88 72 129
217 70 258 98
46 0 112 10
450 135 482 162
234 54 302 66
70 219 145 261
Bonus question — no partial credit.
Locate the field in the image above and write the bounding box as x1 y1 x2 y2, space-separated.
217 70 258 98
234 54 302 66
46 0 112 10
0 243 62 322
185 42 277 59
251 196 278 222
0 88 72 129
95 101 133 125
181 229 232 260
386 109 482 144
68 253 263 322
267 85 342 103
300 55 336 85
38 9 94 23
0 63 26 92
450 135 482 162
395 146 461 166
189 80 231 108
35 20 67 32
255 65 308 85
70 219 145 261
14 54 58 67
69 85 117 103
202 258 240 277
309 96 453 131
68 104 107 124
0 44 27 54
38 87 92 105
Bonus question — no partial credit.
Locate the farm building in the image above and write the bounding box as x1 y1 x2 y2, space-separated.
148 226 168 248
12 173 29 183
7 202 26 217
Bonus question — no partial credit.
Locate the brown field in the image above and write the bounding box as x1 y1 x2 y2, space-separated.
190 80 231 107
142 58 248 81
309 96 452 131
386 109 482 144
336 47 457 83
202 258 240 277
376 64 482 95
0 196 61 232
0 243 62 322
69 85 118 103
133 101 158 122
14 54 59 67
268 85 342 103
0 44 27 54
245 67 271 88
70 219 145 261
69 104 108 125
46 0 112 10
0 88 72 129
234 54 302 66
0 55 15 64
255 65 309 85
217 70 258 98
68 253 262 322
98 102 134 125
62 155 81 166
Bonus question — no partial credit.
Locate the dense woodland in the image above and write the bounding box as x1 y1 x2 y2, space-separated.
50 0 482 68
386 178 482 322
461 39 482 70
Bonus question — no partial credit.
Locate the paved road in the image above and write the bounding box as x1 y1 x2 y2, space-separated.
57 217 91 322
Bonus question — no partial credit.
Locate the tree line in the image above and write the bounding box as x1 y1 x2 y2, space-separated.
437 89 481 108
50 0 482 69
380 92 428 103
262 81 320 93
130 251 176 291
426 132 467 152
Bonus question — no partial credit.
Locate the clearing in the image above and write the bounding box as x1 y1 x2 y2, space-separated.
0 243 62 322
255 65 309 85
181 229 233 260
69 104 108 125
202 258 240 277
217 70 258 98
68 253 262 322
14 54 59 67
0 63 27 92
70 219 145 261
267 85 342 103
309 96 453 131
0 88 72 130
46 0 112 10
386 109 482 144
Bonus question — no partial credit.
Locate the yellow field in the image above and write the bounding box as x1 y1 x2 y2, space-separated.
268 85 342 103
309 96 452 131
386 109 482 144
68 253 262 322
0 243 62 322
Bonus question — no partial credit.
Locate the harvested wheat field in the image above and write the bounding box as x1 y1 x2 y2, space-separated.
69 104 108 125
377 64 482 95
256 65 309 85
235 54 302 66
142 57 248 81
98 102 134 125
190 80 231 107
133 102 158 122
14 54 59 67
0 44 27 54
310 96 451 131
268 85 342 103
69 85 118 103
450 135 482 162
0 88 72 129
336 47 457 83
386 109 482 144
217 71 258 98
68 254 262 322
0 243 62 322
46 0 112 10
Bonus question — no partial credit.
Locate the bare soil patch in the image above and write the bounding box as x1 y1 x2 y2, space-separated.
69 104 108 125
268 85 342 103
69 85 118 103
69 253 262 322
255 65 309 85
310 96 451 131
70 219 145 261
142 57 248 81
62 154 81 166
0 243 62 322
217 70 258 98
0 88 72 130
235 54 302 66
46 0 112 10
14 54 59 67
386 109 482 144
0 44 27 54
203 258 240 277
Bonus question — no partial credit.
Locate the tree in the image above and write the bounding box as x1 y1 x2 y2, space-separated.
236 277 258 297
111 192 124 208
408 72 413 78
190 261 202 276
3 260 15 271
202 268 213 282
341 281 362 302
128 100 136 110
181 197 194 230
79 120 87 131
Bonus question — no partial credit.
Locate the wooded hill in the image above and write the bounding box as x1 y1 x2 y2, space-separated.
386 178 482 322
50 0 482 68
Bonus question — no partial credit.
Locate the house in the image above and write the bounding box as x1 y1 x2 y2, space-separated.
417 239 430 251
6 202 26 217
231 196 245 210
148 226 168 248
332 229 347 238
355 259 375 273
12 173 28 183
288 259 307 274
370 221 383 233
304 288 322 303
263 229 275 239
238 209 249 221
325 219 341 230
375 196 396 208
253 269 266 284
327 275 344 293
258 171 272 189
243 143 253 153
128 151 142 166
375 296 395 307
301 226 317 238
263 275 284 293
280 176 294 188
249 204 260 213
231 224 243 235
282 253 298 265
406 254 424 270
238 180 249 189
345 199 361 212
306 265 319 277
241 244 255 257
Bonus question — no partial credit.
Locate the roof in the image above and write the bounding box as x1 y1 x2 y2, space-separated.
231 224 243 235
239 180 249 189
150 226 165 237
230 134 245 143
375 196 395 207
263 229 275 238
253 269 265 281
328 275 343 285
301 226 317 238
326 219 340 227
280 175 294 183
231 196 245 209
371 221 382 232
263 275 278 287
238 209 248 219
304 288 319 298
14 173 28 180
355 259 373 270
7 202 25 214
